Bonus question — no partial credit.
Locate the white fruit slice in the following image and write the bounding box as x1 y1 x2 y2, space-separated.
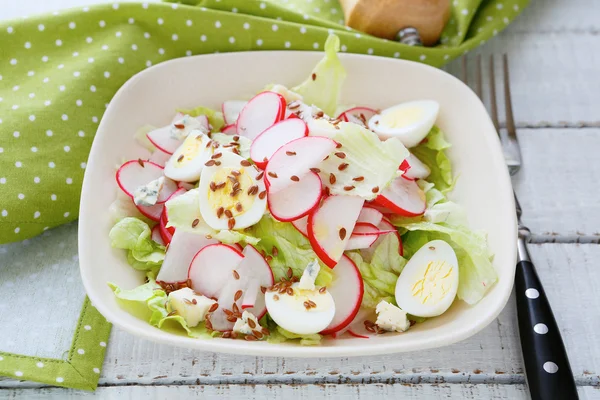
250 118 308 169
338 106 378 128
357 206 384 226
307 195 364 268
222 100 247 125
116 160 164 198
374 176 426 217
156 230 217 284
402 153 431 180
236 92 285 141
241 279 259 310
151 225 165 246
320 255 364 335
188 244 245 298
291 215 309 238
148 150 171 167
265 136 337 193
395 240 458 317
267 172 322 222
221 124 237 135
345 233 378 251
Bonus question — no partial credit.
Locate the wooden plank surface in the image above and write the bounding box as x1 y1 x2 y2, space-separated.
1 384 599 400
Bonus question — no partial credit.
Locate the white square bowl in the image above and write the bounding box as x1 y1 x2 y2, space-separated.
79 52 517 357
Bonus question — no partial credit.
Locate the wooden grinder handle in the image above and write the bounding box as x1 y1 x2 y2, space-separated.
339 0 451 46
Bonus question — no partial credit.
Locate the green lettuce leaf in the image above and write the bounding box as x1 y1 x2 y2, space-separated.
176 105 225 133
108 279 162 320
318 122 408 200
292 34 346 116
248 216 333 286
411 127 455 193
109 217 165 272
212 230 260 246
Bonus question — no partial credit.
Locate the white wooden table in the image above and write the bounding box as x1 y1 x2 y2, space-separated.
2 0 600 398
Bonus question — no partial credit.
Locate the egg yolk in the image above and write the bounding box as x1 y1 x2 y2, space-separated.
380 106 424 129
411 260 455 304
206 167 255 217
175 134 203 168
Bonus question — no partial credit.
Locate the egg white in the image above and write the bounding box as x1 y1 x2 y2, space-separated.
164 130 212 182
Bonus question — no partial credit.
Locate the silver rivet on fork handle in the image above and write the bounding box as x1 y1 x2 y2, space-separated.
395 27 423 46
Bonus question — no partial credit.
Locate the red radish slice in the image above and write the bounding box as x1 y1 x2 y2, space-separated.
345 233 378 251
402 153 431 180
337 107 377 125
221 124 237 135
348 330 369 339
374 176 426 217
146 128 183 155
236 92 285 141
378 218 403 256
188 244 245 298
399 159 410 172
307 195 364 268
320 255 364 335
365 202 395 216
148 150 171 167
357 206 384 226
177 181 195 190
151 225 165 246
265 136 337 193
222 100 247 125
136 202 164 222
250 119 308 169
346 221 395 251
291 215 309 238
359 218 403 261
268 172 322 222
352 222 395 236
155 178 178 204
241 278 259 310
116 160 164 199
231 243 244 252
157 230 217 284
159 215 173 245
331 308 372 338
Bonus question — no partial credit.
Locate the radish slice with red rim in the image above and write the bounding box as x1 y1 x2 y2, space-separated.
155 178 178 204
352 222 395 236
151 225 165 246
265 136 337 193
222 100 247 125
177 181 196 190
221 124 237 135
402 153 431 180
373 176 426 217
357 206 383 226
337 107 378 127
268 172 322 222
157 230 217 284
307 195 364 268
250 118 308 170
345 233 378 251
291 215 309 238
116 160 164 199
136 202 164 222
236 92 285 141
148 150 171 167
360 218 403 261
320 255 364 335
188 244 245 299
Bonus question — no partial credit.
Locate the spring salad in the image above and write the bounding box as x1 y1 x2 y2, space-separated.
108 35 497 344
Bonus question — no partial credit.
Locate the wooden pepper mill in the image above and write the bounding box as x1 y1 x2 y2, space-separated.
339 0 451 46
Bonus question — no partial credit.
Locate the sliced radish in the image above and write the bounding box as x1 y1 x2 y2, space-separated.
402 153 431 180
236 92 285 141
348 330 369 339
221 124 237 135
231 243 244 252
188 244 245 298
250 118 308 169
151 225 165 246
357 206 384 226
148 150 171 167
136 202 164 222
177 181 196 190
159 214 173 245
241 278 259 310
291 215 309 238
360 218 403 261
155 178 178 204
331 308 372 338
399 159 410 173
146 127 183 155
352 222 395 236
307 195 364 268
268 172 322 222
365 202 395 216
116 160 164 199
320 255 364 335
265 136 337 193
338 107 378 126
374 176 426 217
157 230 217 284
345 233 378 251
222 100 247 125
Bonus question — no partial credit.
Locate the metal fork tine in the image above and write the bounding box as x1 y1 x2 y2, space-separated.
488 55 500 133
503 54 517 141
475 54 483 100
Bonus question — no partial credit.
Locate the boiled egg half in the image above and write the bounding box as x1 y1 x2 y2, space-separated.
395 240 458 317
164 130 212 182
198 152 267 230
368 100 439 148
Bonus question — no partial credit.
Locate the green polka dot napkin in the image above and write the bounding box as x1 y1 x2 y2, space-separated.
0 0 529 245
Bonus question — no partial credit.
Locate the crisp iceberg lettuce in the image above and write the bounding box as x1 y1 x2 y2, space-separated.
411 127 455 193
176 105 225 133
109 217 165 272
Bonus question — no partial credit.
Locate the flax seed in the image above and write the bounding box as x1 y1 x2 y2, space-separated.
286 151 297 156
288 101 300 110
335 142 342 149
324 186 331 196
365 325 376 333
258 190 267 200
224 309 233 316
371 186 379 193
205 160 216 167
174 123 185 129
303 301 311 310
261 286 267 294
319 286 327 294
252 330 263 339
205 319 214 330
338 163 349 171
344 185 355 191
232 303 240 314
268 172 278 178
335 152 346 159
137 159 145 167
192 219 200 228
311 73 317 81
339 227 347 240
209 303 219 312
232 148 240 155
205 140 213 148
245 335 257 341
272 246 279 257
228 218 235 230
247 185 258 195
279 286 287 294
222 331 231 339
231 169 241 176
287 267 293 279
233 135 240 142
247 319 256 329
329 173 336 184
215 161 221 166
233 270 240 280
210 182 217 191
286 287 294 296
234 290 243 301
217 207 224 218
309 168 321 173
235 202 243 212
177 155 184 162
265 255 273 262
226 315 237 323
256 171 264 180
353 176 365 182
240 160 251 167
216 181 226 189
290 175 300 182
233 181 240 191
211 152 222 159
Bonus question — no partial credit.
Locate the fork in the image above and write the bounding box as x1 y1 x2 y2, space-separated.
462 55 579 400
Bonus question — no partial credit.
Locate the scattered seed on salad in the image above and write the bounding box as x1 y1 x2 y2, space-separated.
335 142 343 148
310 167 321 173
256 171 264 180
273 294 279 301
272 246 279 257
308 300 316 308
233 135 240 142
371 186 379 193
183 298 193 305
335 152 346 159
353 176 365 182
205 160 216 167
174 123 185 129
258 190 267 200
329 173 336 184
332 119 342 126
319 287 327 294
323 155 330 161
230 331 238 339
268 172 278 178
235 202 243 212
290 175 300 182
226 315 237 323
231 169 241 176
228 218 236 230
232 303 240 314
191 298 198 305
215 161 222 166
286 267 293 279
316 111 324 118
232 148 241 155
177 155 184 162
311 73 317 81
339 227 347 240
286 151 297 156
137 159 145 167
364 320 375 328
303 301 311 310
240 160 252 167
247 185 258 195
365 325 376 333
224 309 233 316
222 331 232 339
233 181 240 191
211 152 222 159
324 186 331 196
288 101 300 109
260 286 267 294
232 270 240 280
245 335 258 341
278 286 287 294
247 319 256 329
374 120 379 125
216 207 225 218
205 319 214 331
191 219 200 228
167 310 177 317
359 113 367 123
209 303 219 313
224 209 233 218
265 255 273 262
343 185 355 191
210 182 217 191
227 176 237 184
286 287 294 296
338 163 349 171
253 330 263 339
234 290 243 301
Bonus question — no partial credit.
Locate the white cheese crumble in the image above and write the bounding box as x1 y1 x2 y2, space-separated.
375 300 410 333
167 288 216 327
298 259 320 291
233 311 261 336
170 114 206 140
133 176 165 206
